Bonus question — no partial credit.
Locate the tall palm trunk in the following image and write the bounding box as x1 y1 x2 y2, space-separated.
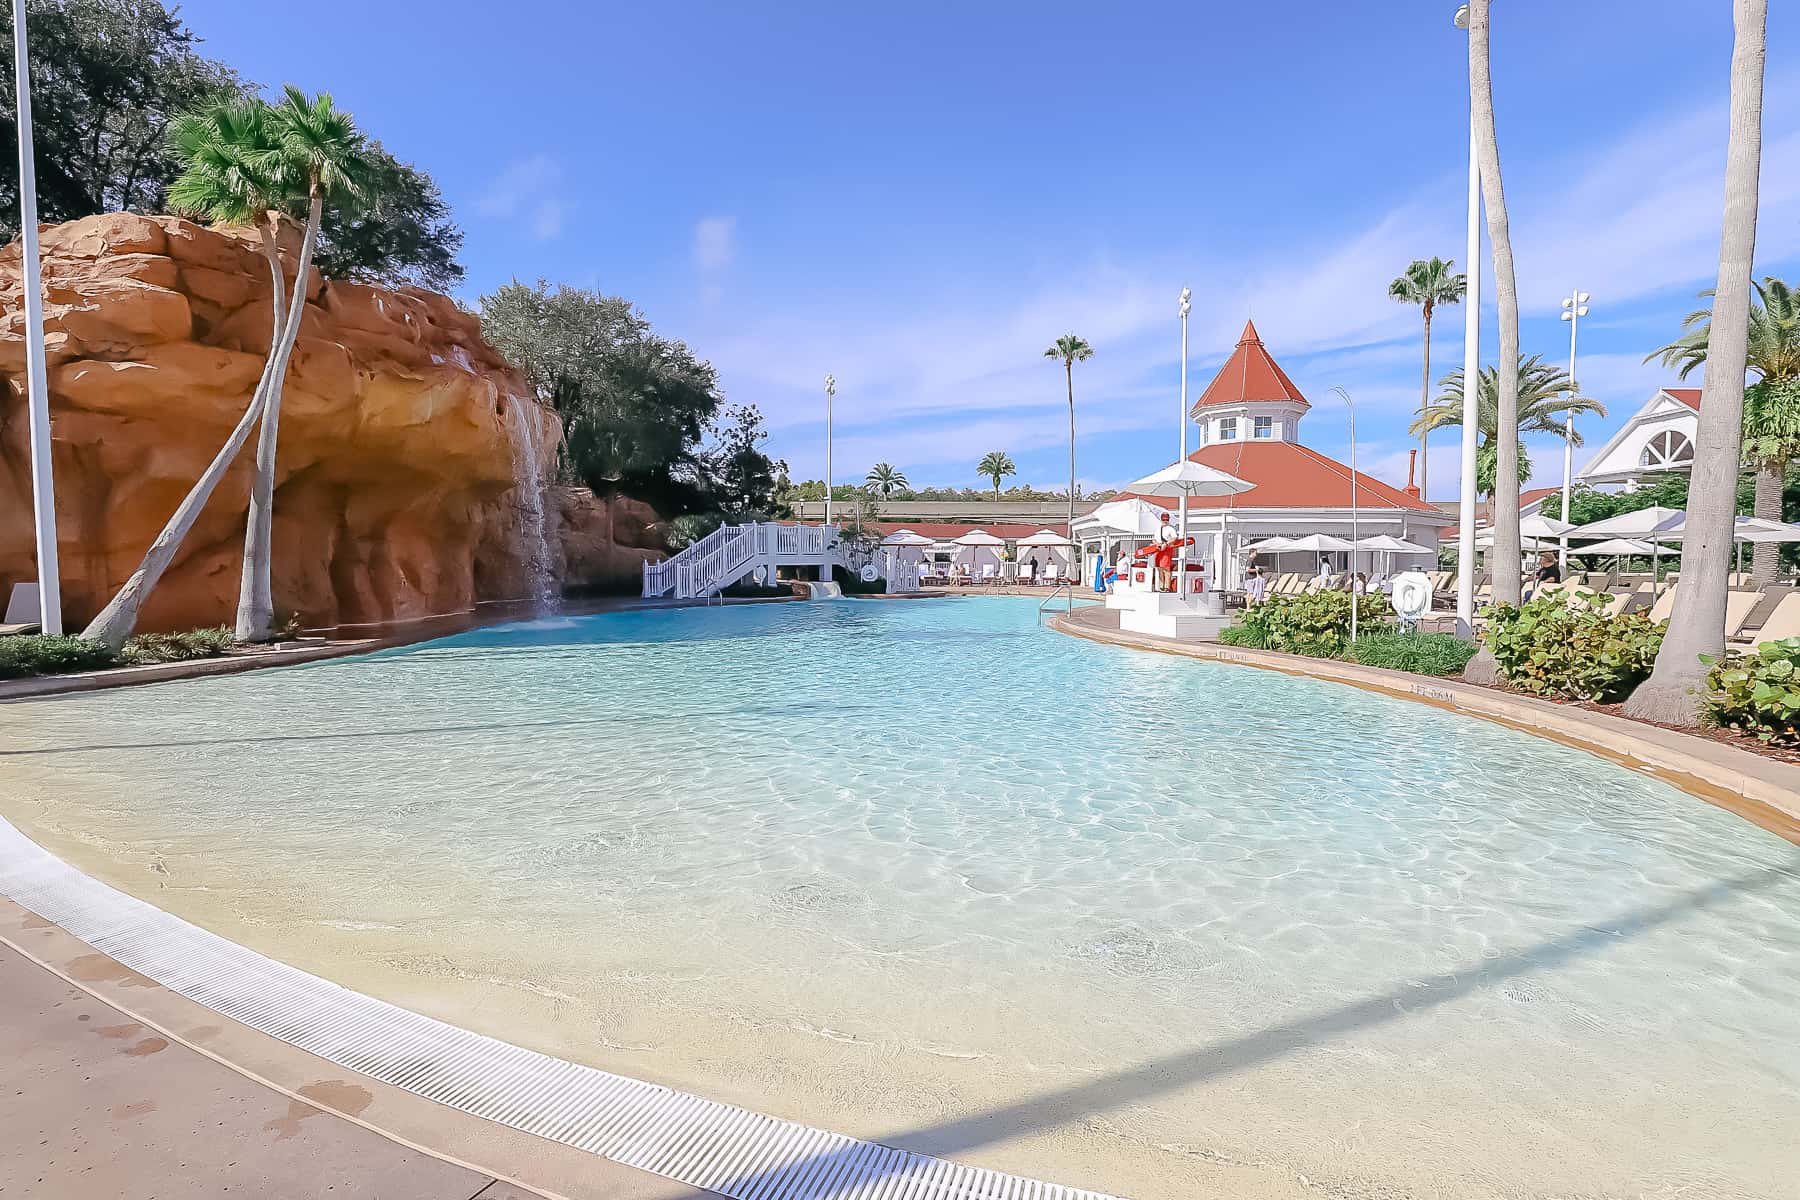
235 193 322 641
1751 457 1784 585
1626 0 1766 724
1066 361 1076 584
81 220 295 650
1419 303 1433 500
1470 0 1521 610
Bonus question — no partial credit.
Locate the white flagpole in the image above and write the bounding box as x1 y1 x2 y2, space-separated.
12 0 62 634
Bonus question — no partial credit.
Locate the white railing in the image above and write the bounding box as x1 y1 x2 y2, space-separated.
643 522 838 599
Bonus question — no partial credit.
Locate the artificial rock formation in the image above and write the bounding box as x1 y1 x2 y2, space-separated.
0 212 663 633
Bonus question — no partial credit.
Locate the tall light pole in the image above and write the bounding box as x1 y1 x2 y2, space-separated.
1333 387 1360 644
11 0 62 635
1177 286 1192 587
1558 288 1590 575
1454 3 1481 640
822 373 836 529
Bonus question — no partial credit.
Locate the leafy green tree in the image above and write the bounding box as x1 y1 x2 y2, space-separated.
976 451 1015 500
705 404 786 521
480 280 724 518
866 462 907 498
0 0 251 240
1389 256 1466 501
82 89 377 648
313 140 464 291
1628 0 1767 725
1650 276 1800 583
1044 334 1093 552
1411 354 1605 499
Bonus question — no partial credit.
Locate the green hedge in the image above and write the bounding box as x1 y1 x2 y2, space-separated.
1345 631 1477 676
1217 624 1267 649
0 635 118 680
0 626 235 680
1483 593 1664 703
1703 637 1800 744
119 626 234 665
1235 590 1394 657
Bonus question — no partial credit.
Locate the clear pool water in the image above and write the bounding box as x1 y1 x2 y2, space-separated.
3 597 1796 1199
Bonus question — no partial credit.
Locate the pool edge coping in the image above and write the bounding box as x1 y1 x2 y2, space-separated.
1050 612 1800 844
0 820 1126 1200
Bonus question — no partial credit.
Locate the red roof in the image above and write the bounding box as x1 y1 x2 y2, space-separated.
1122 441 1440 514
1666 387 1702 410
864 521 1068 541
1519 486 1558 511
1190 320 1311 413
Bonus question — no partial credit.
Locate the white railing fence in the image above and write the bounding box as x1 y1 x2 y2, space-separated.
643 522 839 599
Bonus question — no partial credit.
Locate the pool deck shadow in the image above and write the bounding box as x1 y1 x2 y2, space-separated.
676 859 1798 1199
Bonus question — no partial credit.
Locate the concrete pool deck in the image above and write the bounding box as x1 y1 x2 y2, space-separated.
0 897 710 1200
1052 605 1800 841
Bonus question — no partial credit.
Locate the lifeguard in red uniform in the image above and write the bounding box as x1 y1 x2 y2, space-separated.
1135 512 1195 592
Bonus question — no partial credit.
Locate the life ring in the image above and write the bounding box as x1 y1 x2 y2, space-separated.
1391 572 1433 621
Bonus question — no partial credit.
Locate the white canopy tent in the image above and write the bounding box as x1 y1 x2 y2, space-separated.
879 529 933 589
1014 528 1073 577
950 529 1005 579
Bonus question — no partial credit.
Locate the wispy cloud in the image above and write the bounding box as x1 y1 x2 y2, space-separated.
478 154 568 241
724 74 1800 490
692 216 737 304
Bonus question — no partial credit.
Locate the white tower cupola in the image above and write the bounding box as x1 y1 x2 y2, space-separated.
1188 320 1311 447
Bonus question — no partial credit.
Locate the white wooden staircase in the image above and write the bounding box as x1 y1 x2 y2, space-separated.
642 522 837 599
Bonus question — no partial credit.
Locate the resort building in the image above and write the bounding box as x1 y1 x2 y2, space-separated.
1577 386 1701 487
1078 321 1451 586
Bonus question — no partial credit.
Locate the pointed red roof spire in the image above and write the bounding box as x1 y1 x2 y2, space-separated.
1191 319 1310 413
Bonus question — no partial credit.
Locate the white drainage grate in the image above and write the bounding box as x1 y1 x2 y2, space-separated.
0 818 1122 1200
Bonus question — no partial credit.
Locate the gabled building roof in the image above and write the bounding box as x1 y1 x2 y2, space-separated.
1189 320 1311 415
1667 387 1701 410
1122 442 1443 516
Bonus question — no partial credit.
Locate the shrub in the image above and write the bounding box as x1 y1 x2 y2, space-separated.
119 626 234 665
0 635 118 680
1483 593 1663 703
1217 623 1267 649
1702 637 1800 744
1345 631 1476 676
1240 591 1394 657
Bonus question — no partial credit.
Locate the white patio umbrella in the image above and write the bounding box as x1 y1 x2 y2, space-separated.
1122 460 1256 584
1520 513 1574 540
1572 537 1659 557
1355 533 1435 580
1568 507 1687 594
880 529 934 546
1277 532 1356 553
1016 528 1072 546
1084 497 1166 536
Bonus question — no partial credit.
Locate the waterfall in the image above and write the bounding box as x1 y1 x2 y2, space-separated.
503 398 558 615
801 580 843 601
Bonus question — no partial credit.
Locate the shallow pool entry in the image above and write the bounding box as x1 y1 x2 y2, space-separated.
2 597 1796 1198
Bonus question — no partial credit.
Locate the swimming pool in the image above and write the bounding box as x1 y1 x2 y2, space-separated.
2 596 1796 1198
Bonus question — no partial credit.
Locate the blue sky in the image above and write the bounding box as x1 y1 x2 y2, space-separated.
176 1 1800 500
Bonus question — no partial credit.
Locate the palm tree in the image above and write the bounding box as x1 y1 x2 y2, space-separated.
866 462 908 498
1412 355 1606 498
977 451 1016 500
1467 0 1523 626
1627 0 1767 724
1649 276 1800 584
83 89 372 649
1389 257 1466 501
1044 335 1093 577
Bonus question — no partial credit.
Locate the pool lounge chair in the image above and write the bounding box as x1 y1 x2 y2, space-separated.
979 563 997 586
1733 592 1800 649
0 583 41 637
